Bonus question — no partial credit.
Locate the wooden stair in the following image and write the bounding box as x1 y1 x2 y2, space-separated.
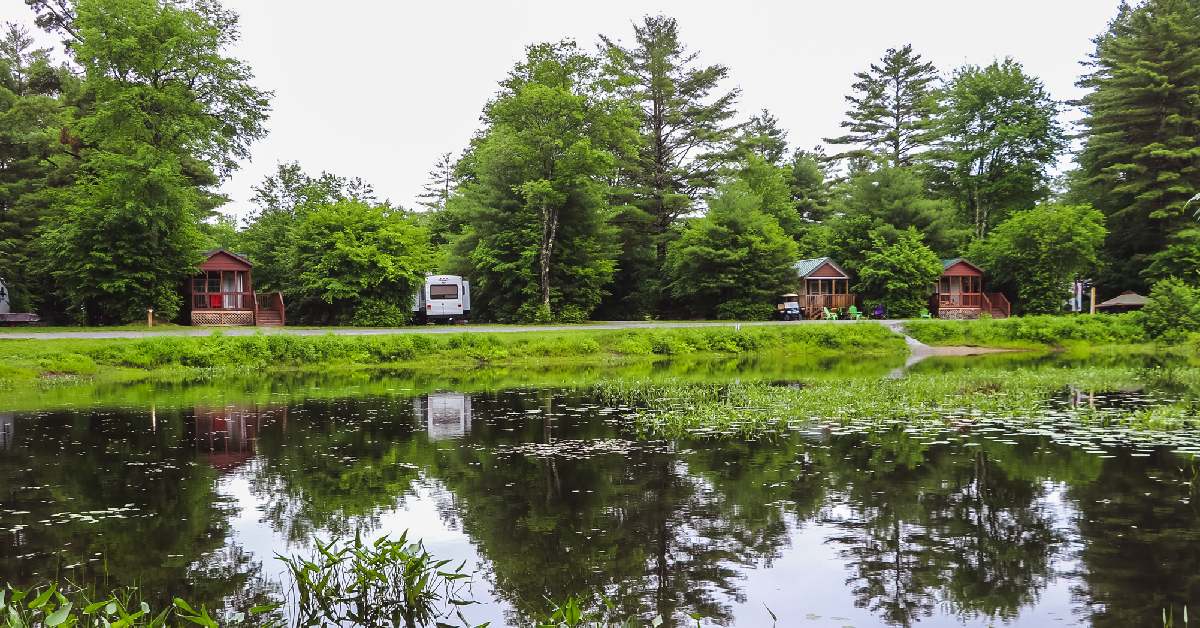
256 309 283 326
254 291 286 327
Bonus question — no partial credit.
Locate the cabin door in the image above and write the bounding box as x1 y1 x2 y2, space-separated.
222 272 245 309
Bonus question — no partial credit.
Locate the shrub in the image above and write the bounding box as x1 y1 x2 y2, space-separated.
350 299 410 327
1143 279 1200 340
714 299 776 321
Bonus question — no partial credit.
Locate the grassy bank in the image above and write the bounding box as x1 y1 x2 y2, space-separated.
903 313 1147 348
0 322 905 390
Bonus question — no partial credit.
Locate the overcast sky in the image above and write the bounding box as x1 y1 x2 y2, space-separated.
5 0 1123 219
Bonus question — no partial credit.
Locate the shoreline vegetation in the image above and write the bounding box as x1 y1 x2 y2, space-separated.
0 323 906 390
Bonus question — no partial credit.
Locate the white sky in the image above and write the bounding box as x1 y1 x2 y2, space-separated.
4 0 1122 220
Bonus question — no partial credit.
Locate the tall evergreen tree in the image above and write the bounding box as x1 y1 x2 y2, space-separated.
1075 0 1200 291
0 22 75 314
730 108 789 165
599 15 739 315
932 59 1065 239
416 151 455 212
826 44 940 166
452 41 638 322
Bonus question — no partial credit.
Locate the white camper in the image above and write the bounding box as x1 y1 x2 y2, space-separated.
412 275 470 323
0 278 8 315
412 393 472 440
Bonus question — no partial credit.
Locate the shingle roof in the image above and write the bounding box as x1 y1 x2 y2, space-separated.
942 258 983 273
202 249 254 267
793 257 849 279
1096 291 1147 309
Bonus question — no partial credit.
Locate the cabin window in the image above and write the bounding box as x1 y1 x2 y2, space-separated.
429 284 459 299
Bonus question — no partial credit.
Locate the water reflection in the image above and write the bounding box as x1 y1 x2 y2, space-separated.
0 388 1197 626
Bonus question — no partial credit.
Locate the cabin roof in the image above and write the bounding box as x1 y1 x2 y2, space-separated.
199 249 253 271
941 258 984 275
794 257 850 279
1096 291 1147 309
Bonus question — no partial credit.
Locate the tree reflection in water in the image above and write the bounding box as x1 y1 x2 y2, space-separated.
2 388 1197 626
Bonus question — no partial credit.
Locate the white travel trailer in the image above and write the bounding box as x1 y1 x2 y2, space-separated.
0 278 9 314
412 275 470 323
412 393 472 440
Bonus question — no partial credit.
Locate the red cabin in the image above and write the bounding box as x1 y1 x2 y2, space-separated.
932 258 1010 319
187 249 285 326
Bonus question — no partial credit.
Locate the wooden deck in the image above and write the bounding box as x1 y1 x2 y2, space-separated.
802 294 857 319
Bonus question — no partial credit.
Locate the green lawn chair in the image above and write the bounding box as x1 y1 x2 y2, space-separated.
823 307 838 320
847 305 864 320
919 308 933 319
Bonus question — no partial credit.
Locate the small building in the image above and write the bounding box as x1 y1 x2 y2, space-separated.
187 249 284 326
793 257 856 319
932 258 1010 319
1096 291 1147 313
0 278 39 325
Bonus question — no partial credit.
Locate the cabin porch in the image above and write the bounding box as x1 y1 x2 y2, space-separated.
188 250 285 327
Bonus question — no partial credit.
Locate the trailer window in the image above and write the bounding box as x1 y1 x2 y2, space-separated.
429 284 459 299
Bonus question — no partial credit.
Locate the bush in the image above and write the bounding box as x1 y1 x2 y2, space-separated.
714 299 776 321
1143 278 1200 340
350 299 410 327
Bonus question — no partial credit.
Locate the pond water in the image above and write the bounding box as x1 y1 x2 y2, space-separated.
1 357 1198 627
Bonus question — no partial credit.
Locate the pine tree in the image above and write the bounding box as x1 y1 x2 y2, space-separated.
417 152 455 212
826 44 940 166
1075 0 1200 291
730 109 789 165
599 15 739 316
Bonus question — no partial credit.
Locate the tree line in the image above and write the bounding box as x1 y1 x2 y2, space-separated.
1 0 1197 324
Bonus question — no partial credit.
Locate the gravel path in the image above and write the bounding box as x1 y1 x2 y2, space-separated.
0 319 869 340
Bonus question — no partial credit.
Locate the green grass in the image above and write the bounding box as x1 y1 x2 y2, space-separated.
903 313 1148 348
0 323 905 392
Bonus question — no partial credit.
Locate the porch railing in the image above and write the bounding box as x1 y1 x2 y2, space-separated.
984 292 1011 318
803 293 856 318
192 291 256 310
938 292 982 308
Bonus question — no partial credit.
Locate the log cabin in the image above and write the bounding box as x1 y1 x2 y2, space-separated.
187 249 285 326
793 257 856 319
932 258 1010 319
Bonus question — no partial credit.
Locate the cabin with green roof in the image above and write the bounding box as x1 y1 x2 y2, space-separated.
793 257 856 319
932 258 1010 319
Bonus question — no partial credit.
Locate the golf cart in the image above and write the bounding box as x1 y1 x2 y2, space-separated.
776 293 801 321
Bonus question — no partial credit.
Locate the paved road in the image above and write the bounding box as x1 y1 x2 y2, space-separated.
0 319 872 340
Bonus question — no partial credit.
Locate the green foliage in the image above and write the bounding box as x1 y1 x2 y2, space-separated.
291 200 431 325
664 182 800 318
838 165 966 256
0 583 254 628
733 155 803 237
277 532 475 628
33 0 269 324
968 204 1106 314
1143 278 1200 341
856 227 942 317
1144 228 1200 285
904 314 1148 348
453 41 633 322
1075 0 1200 293
932 59 1065 238
240 161 378 294
598 15 740 315
825 43 940 166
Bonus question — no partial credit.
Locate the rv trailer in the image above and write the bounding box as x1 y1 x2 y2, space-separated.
412 275 470 323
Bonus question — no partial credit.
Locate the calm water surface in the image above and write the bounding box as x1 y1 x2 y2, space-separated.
1 359 1198 627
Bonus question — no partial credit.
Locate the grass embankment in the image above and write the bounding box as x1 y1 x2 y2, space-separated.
0 323 905 391
903 313 1147 349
